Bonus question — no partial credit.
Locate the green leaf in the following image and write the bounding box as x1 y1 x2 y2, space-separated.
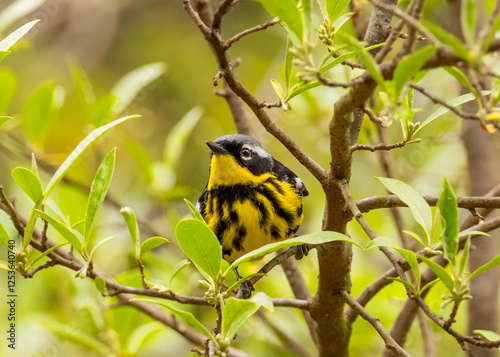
88 236 116 261
70 60 95 106
164 106 203 170
0 51 10 62
459 237 471 277
111 62 167 117
0 68 17 114
402 230 426 248
38 321 110 353
123 138 154 183
443 66 477 99
43 115 139 201
175 218 221 283
121 207 140 260
458 230 490 239
285 37 294 90
0 210 20 250
316 0 350 20
11 167 43 203
0 261 10 271
91 93 118 127
421 20 471 62
397 248 421 292
26 242 68 271
36 210 83 254
22 208 39 251
392 46 437 102
184 199 204 221
336 32 386 90
286 81 322 101
420 279 439 295
415 91 491 135
0 116 10 128
95 277 106 294
0 19 39 51
140 236 169 257
21 82 65 144
222 297 260 340
125 322 163 355
168 259 191 290
227 231 362 274
365 237 420 291
130 299 215 343
365 236 400 250
473 329 500 342
460 0 476 48
0 0 45 33
419 256 454 293
270 79 284 101
377 177 432 243
251 291 274 312
84 148 116 241
387 277 416 294
483 10 500 51
31 153 39 177
468 254 500 282
253 0 303 40
437 178 458 266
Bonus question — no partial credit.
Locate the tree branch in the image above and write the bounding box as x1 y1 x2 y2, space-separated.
357 195 500 213
341 290 411 357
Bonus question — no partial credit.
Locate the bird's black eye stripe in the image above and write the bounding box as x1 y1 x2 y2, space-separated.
240 147 252 159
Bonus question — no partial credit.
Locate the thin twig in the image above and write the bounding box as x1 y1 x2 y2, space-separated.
341 290 412 357
225 18 279 49
443 302 460 330
338 180 410 284
398 31 426 42
357 195 500 213
27 260 57 278
351 140 409 152
411 83 480 120
0 186 24 237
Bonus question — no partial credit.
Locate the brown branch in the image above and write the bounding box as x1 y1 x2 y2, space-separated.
347 215 500 324
0 185 24 238
281 257 317 345
357 195 500 213
443 302 460 330
26 260 57 278
225 18 279 49
318 73 364 88
367 0 439 45
341 290 412 357
183 0 328 184
411 83 480 121
351 140 409 152
338 180 409 281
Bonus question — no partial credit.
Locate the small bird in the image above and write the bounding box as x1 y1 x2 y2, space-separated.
196 134 308 267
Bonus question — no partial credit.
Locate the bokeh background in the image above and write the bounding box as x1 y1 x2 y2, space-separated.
0 0 493 356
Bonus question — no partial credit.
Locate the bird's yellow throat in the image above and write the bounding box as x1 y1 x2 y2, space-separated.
207 154 272 189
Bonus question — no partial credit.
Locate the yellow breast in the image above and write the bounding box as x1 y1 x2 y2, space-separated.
203 154 303 263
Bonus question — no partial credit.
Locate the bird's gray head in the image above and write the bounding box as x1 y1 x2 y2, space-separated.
206 134 274 176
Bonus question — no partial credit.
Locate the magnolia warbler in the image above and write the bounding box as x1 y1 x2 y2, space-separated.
196 134 309 269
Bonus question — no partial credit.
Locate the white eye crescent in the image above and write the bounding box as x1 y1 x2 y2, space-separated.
241 148 252 160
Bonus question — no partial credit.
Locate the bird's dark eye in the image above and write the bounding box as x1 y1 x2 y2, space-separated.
241 148 252 159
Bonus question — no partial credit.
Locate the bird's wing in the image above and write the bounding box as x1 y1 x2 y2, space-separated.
196 186 209 217
272 159 309 197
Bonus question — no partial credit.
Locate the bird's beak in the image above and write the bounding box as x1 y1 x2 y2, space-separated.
206 141 229 155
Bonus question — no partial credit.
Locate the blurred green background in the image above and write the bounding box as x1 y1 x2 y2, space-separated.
0 0 482 356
